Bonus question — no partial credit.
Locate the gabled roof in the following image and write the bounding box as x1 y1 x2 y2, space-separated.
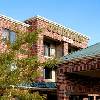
62 42 100 62
0 14 30 27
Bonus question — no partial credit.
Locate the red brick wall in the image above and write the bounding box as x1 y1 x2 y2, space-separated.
57 58 100 100
0 17 28 33
0 17 28 52
0 15 89 60
28 19 68 63
57 64 70 100
0 16 89 84
29 18 88 63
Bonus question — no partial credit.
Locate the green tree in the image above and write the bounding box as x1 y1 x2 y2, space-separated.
0 29 45 99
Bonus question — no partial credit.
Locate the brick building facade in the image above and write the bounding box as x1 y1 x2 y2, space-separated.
0 14 89 99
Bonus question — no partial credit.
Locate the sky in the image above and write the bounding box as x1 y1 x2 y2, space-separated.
0 0 100 46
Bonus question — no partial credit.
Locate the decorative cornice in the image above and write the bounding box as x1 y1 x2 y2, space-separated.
26 15 89 40
0 14 30 27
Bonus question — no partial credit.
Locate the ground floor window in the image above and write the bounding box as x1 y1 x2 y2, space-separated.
44 68 52 79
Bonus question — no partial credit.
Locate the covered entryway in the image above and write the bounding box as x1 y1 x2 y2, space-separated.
57 42 100 100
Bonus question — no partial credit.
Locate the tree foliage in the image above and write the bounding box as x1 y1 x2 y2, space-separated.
0 29 45 99
42 58 60 69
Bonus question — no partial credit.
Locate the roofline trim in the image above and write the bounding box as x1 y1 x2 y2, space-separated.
26 15 89 40
0 14 30 27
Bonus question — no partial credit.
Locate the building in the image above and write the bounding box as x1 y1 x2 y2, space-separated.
57 42 100 100
0 14 89 99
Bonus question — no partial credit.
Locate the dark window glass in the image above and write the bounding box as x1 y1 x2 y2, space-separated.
96 96 100 100
45 68 52 79
88 96 94 100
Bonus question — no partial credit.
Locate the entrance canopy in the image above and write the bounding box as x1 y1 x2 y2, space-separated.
57 43 100 100
61 42 100 73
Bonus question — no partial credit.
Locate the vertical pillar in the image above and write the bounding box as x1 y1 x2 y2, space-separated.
63 42 68 56
56 42 63 58
57 65 70 100
36 34 44 78
37 34 44 63
94 96 96 100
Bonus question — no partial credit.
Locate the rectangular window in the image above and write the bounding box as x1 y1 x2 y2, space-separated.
88 96 94 100
50 45 56 57
44 43 50 56
2 28 16 43
9 31 16 43
44 42 56 57
44 68 52 79
2 29 9 42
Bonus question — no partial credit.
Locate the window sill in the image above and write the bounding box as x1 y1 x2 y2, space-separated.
44 79 56 82
44 56 54 59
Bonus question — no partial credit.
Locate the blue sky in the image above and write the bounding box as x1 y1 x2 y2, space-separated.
0 0 100 45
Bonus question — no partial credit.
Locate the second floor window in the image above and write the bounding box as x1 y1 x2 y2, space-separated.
44 42 56 57
50 46 55 57
2 29 16 43
2 29 9 42
44 43 50 56
9 31 16 43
